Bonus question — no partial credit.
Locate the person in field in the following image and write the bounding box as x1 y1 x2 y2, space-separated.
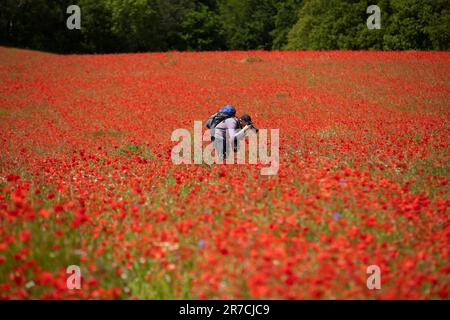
206 105 255 161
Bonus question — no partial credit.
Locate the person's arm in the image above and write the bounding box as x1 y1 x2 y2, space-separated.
225 118 250 141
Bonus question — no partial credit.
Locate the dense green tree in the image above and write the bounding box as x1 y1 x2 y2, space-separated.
218 0 277 50
353 0 390 50
0 0 19 46
286 0 370 50
181 3 225 51
286 0 449 50
424 0 450 50
0 0 448 52
383 0 449 50
78 0 117 52
0 0 82 52
271 0 304 49
107 0 163 52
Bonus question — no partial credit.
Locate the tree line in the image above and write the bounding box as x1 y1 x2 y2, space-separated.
0 0 448 53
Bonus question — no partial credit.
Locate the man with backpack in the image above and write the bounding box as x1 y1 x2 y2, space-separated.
206 105 253 161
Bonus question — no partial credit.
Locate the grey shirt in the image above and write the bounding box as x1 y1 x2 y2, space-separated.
214 117 246 142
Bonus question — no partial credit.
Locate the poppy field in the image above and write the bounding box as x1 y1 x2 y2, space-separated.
0 47 448 299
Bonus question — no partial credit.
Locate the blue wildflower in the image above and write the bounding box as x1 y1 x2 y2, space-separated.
333 212 342 220
198 240 206 248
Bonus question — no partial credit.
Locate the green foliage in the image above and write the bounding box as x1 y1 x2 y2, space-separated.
108 0 161 52
119 143 141 157
286 0 449 50
218 0 277 50
271 0 304 49
78 0 117 52
118 143 155 159
180 3 225 51
0 0 448 52
286 0 381 50
382 0 450 50
0 0 83 52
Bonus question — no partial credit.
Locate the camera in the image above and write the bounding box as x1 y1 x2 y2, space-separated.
239 114 259 133
246 122 259 133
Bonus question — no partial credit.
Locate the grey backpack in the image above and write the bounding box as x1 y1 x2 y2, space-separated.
206 112 231 141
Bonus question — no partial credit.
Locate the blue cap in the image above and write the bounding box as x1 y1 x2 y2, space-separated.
219 105 236 116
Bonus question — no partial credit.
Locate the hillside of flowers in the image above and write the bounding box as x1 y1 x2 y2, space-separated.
0 47 448 299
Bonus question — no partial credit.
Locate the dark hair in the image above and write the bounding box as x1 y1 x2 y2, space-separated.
240 114 252 123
